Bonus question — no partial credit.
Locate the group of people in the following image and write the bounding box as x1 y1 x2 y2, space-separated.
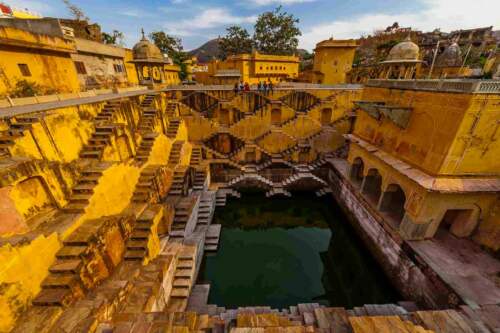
233 80 274 95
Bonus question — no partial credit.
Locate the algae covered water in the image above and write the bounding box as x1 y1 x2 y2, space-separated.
199 193 399 309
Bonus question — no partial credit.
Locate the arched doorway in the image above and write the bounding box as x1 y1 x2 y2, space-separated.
362 168 382 205
379 184 406 227
439 208 478 238
349 157 364 187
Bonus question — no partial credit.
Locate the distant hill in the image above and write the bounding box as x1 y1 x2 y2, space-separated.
189 38 311 63
188 39 221 63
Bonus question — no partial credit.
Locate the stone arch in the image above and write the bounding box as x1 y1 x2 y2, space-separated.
378 183 407 227
361 168 382 205
349 157 364 187
439 204 480 238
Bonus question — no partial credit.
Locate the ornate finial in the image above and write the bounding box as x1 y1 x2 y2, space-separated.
405 31 412 41
141 28 146 40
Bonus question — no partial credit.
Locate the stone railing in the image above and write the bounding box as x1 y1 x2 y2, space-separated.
366 79 500 94
0 86 148 108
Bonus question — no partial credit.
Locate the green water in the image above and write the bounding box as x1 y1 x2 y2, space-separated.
199 192 400 309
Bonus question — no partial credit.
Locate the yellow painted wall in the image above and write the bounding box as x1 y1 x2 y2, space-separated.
354 87 474 176
124 49 139 86
313 46 357 84
0 26 80 97
146 134 173 166
440 94 500 175
0 233 61 332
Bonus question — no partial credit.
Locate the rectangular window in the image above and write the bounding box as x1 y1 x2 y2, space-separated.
18 64 31 77
114 64 124 73
74 61 87 74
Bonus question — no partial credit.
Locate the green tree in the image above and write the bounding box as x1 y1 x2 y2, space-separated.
149 31 189 80
102 30 125 46
218 25 253 59
253 6 301 55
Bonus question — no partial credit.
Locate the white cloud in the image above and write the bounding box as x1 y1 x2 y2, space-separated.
299 0 500 50
163 7 256 36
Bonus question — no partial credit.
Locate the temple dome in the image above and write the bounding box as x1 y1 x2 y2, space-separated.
132 33 164 61
385 36 420 62
435 42 462 67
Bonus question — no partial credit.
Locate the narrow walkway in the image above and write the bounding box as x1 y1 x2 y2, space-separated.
408 230 500 307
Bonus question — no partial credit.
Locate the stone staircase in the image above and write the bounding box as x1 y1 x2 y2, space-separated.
167 245 198 312
168 140 184 166
216 188 241 206
197 191 216 228
94 100 121 123
281 172 327 188
166 101 179 117
140 93 156 108
168 167 188 197
265 186 292 198
193 168 208 191
131 165 159 202
32 216 134 308
0 116 39 157
204 224 221 252
137 108 158 134
62 163 110 213
167 117 181 138
124 205 161 261
170 198 195 240
228 171 274 188
134 132 157 163
190 146 202 166
79 124 117 159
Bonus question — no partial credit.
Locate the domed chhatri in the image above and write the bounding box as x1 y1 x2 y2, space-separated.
132 29 165 62
384 36 420 63
436 42 462 67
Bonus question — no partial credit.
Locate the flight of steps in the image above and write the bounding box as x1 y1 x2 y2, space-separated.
190 146 202 167
228 171 274 188
265 186 292 198
94 100 121 122
166 101 178 117
137 108 158 134
0 115 40 157
124 208 157 261
140 93 156 108
281 172 327 187
79 125 116 159
168 140 184 166
170 199 194 241
196 191 216 228
134 133 157 163
215 188 241 206
167 246 198 312
131 165 158 202
63 164 109 213
204 224 221 252
167 118 181 138
193 168 207 191
168 167 188 197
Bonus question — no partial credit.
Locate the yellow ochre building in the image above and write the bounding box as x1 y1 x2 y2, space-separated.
195 51 300 85
310 38 358 84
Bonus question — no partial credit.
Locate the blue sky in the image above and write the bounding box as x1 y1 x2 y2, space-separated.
8 0 500 51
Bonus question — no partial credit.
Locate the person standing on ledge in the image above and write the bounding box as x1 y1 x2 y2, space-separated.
257 81 263 93
263 81 268 95
268 80 274 95
244 82 250 92
234 83 239 95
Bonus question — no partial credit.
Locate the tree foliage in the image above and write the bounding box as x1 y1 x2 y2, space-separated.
102 30 125 46
149 31 189 80
253 6 301 55
61 0 88 21
218 26 253 59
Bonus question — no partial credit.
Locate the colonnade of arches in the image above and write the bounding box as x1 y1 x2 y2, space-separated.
349 157 407 228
